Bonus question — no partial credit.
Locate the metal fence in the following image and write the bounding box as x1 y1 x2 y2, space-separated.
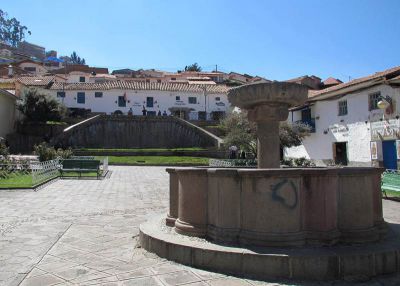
0 162 32 188
31 159 60 186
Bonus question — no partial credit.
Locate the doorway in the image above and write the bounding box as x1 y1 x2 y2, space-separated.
333 142 348 166
382 140 397 170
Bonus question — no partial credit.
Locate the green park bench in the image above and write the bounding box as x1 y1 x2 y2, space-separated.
60 159 101 179
381 170 400 197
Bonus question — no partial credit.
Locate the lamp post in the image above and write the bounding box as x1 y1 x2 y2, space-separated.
203 85 207 120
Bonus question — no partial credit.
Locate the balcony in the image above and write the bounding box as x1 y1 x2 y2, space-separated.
296 118 316 133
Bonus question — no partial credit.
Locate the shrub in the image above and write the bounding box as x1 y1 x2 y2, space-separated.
17 88 67 122
281 157 315 167
0 141 9 162
34 142 72 162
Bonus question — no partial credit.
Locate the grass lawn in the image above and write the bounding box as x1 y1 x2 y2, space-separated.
98 156 210 166
382 189 400 198
76 147 207 152
0 172 33 188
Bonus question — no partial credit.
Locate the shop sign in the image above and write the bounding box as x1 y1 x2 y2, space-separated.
371 119 400 141
175 100 186 106
371 141 378 160
329 124 349 137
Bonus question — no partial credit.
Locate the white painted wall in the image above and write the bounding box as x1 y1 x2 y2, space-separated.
285 84 400 165
0 94 16 138
66 72 90 83
50 89 230 116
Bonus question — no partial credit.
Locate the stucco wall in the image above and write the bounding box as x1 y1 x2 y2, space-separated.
0 94 16 138
285 84 400 166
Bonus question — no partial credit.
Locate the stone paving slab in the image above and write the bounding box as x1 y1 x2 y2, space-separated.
0 166 399 285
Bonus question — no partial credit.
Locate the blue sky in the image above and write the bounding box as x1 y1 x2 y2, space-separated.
3 0 400 81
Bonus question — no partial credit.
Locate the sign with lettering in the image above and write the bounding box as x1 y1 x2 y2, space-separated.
175 101 186 106
216 102 225 106
329 125 349 137
371 119 400 141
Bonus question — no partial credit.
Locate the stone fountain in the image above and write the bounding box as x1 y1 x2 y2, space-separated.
140 82 400 281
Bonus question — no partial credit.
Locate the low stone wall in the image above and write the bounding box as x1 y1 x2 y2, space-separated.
54 115 222 149
166 167 385 247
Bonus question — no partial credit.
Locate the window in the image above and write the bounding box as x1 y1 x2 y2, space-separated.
188 97 197 104
24 67 36 72
369 92 381 111
95 92 103 98
301 108 311 121
176 96 180 101
215 97 220 101
77 92 85 104
57 91 65 98
338 100 348 116
118 96 126 107
171 77 176 81
146 97 154 108
79 76 85 83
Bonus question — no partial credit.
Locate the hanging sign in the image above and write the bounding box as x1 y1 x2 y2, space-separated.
371 119 400 141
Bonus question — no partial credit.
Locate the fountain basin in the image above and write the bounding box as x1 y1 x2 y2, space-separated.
166 167 385 247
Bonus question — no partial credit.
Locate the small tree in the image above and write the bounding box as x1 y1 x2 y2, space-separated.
184 63 202 72
70 51 85 65
220 111 311 157
220 111 257 155
17 88 67 122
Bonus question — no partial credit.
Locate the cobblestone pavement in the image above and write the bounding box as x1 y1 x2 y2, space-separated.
0 166 399 286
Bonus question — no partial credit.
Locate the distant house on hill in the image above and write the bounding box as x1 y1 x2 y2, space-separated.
17 41 46 60
323 77 343 88
286 75 322 90
50 64 110 83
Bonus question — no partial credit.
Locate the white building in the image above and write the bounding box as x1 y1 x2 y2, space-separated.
46 81 230 121
286 66 400 169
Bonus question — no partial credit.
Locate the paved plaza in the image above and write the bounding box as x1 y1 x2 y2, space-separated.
0 166 399 286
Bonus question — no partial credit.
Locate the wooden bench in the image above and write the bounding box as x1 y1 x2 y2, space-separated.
381 170 400 197
60 159 101 179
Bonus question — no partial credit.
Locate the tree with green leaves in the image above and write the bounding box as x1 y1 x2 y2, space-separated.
184 63 202 72
70 51 86 65
17 88 67 123
0 9 31 47
220 111 311 157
